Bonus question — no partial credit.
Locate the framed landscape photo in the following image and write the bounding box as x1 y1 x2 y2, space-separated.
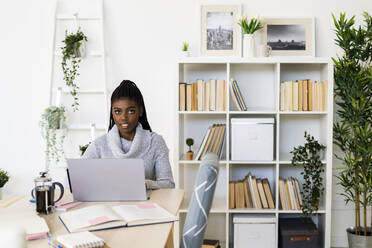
262 18 315 56
200 5 241 56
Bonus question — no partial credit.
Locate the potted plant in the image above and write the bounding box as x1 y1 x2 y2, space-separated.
79 142 91 157
40 106 67 167
332 12 372 246
0 169 9 200
238 16 263 57
186 138 194 160
182 42 189 57
291 132 326 216
61 27 88 112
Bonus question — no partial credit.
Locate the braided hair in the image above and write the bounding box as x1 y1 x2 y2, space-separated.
108 80 152 132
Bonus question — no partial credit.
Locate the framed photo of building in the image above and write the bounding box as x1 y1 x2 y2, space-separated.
262 18 315 56
200 5 241 56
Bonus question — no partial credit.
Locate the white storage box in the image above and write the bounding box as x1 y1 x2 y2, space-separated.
231 118 274 161
234 214 276 248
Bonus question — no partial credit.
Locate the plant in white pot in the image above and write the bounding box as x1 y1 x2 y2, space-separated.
0 169 10 200
40 106 67 168
182 42 190 57
61 27 88 112
332 12 372 247
238 16 263 57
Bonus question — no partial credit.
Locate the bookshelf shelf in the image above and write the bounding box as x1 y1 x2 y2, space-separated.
176 58 333 248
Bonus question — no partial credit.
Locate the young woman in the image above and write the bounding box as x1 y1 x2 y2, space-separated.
83 80 175 189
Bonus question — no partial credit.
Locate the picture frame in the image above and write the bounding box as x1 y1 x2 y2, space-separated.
262 18 315 56
200 5 241 56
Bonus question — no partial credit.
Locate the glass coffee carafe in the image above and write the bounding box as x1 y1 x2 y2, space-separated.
31 172 64 214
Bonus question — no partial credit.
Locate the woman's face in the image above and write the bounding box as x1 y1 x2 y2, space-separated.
112 98 143 141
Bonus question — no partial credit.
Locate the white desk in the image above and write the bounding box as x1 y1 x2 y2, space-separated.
1 189 184 248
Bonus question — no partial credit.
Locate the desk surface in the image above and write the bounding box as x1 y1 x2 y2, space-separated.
2 189 184 248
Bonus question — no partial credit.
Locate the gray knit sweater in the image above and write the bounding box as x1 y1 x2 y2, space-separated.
83 123 175 189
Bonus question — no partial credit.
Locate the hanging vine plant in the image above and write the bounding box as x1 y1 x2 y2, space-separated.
61 27 88 112
40 106 67 165
291 132 326 216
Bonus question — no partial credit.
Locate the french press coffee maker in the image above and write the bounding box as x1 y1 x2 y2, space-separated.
31 172 64 214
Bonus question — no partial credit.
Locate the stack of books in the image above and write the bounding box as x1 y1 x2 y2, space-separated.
280 80 328 111
279 177 303 210
229 173 275 209
179 79 227 111
195 124 226 160
229 79 247 111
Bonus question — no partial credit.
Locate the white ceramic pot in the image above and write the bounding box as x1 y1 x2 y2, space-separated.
182 51 190 57
243 34 255 58
0 187 2 200
74 40 86 58
347 227 372 248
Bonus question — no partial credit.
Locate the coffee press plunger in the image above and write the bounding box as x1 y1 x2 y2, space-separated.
31 172 64 214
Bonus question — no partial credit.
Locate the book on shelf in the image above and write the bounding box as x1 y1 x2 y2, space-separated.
179 83 186 111
279 79 328 112
205 81 210 111
262 179 275 209
210 79 216 111
243 176 253 208
59 203 177 233
195 124 226 160
279 177 302 211
232 79 247 111
186 84 192 111
197 79 204 111
257 179 269 209
229 182 235 209
230 79 241 110
192 82 197 111
229 173 275 209
235 181 245 209
216 80 226 111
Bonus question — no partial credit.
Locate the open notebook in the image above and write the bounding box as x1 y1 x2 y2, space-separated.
59 202 177 233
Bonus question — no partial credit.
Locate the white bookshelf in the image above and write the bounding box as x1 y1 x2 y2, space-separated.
176 57 333 248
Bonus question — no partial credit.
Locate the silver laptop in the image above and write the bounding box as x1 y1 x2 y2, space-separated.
67 158 147 201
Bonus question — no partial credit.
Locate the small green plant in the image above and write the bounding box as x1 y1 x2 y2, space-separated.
291 132 326 216
182 42 189 52
79 142 91 156
186 138 194 152
61 27 88 112
40 106 67 165
0 169 9 188
238 17 263 35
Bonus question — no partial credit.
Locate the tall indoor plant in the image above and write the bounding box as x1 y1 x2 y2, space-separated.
332 12 372 245
61 27 88 112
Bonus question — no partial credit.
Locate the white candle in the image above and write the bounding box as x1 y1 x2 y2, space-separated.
56 87 62 107
90 123 96 141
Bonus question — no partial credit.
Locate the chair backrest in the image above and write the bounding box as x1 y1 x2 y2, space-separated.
181 153 219 248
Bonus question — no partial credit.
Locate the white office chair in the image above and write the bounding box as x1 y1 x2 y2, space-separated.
181 152 219 248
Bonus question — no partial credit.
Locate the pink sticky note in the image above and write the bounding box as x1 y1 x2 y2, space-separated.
88 216 110 225
137 204 156 209
27 232 48 240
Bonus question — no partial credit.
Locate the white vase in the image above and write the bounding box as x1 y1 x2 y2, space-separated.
0 187 2 200
243 34 255 57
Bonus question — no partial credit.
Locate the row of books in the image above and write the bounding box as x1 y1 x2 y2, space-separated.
179 79 227 111
195 124 226 160
230 79 247 111
229 173 275 209
279 177 303 211
280 80 328 111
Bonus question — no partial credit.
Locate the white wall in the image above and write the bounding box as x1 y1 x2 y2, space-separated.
1 0 371 247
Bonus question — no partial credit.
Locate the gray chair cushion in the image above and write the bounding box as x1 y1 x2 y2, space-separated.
181 152 219 248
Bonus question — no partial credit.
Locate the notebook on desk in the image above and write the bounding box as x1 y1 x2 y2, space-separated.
59 202 178 233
